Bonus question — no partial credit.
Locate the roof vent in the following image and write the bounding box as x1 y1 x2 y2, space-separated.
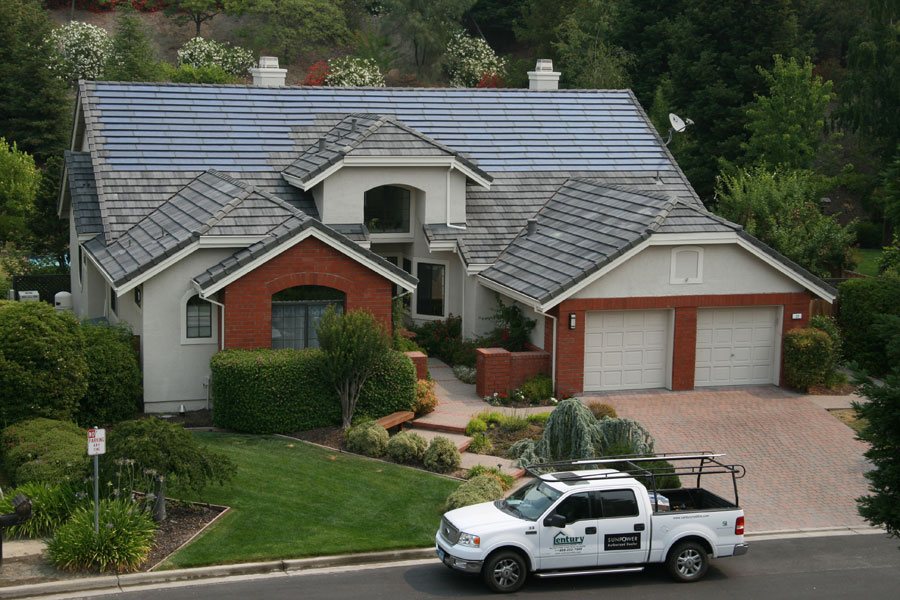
318 137 326 152
351 118 358 133
251 56 287 87
528 59 560 91
526 218 538 235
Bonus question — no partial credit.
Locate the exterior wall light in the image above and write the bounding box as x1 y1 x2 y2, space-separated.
569 313 576 330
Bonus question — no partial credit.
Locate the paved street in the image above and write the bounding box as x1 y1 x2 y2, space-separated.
72 534 898 600
588 386 870 532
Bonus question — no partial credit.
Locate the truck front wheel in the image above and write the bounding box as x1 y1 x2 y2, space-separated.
482 551 526 593
666 541 709 582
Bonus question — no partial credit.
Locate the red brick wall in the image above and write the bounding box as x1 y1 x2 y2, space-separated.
552 292 813 396
405 351 428 380
223 236 393 349
476 347 551 397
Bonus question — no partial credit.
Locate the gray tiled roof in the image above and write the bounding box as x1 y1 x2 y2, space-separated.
657 202 740 234
78 82 689 243
282 113 490 186
85 170 304 287
479 181 676 304
192 216 417 292
64 151 102 235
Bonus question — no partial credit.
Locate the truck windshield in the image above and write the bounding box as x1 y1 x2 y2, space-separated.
499 479 562 521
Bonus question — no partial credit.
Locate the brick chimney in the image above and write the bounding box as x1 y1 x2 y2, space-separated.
528 59 560 91
251 56 287 87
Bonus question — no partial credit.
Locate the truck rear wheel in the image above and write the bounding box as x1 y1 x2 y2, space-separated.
482 551 526 593
666 540 709 582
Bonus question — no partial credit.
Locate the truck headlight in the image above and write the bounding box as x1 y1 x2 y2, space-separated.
457 532 480 547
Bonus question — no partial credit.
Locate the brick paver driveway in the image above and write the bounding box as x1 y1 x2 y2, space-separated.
584 386 871 533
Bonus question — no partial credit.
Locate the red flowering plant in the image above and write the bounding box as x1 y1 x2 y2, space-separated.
302 61 330 86
476 71 504 88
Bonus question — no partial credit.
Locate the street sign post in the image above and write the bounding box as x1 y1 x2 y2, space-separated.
87 428 106 534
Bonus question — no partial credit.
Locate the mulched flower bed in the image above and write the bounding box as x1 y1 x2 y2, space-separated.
479 423 544 457
289 426 345 450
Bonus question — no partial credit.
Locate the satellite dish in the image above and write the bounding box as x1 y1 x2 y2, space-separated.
669 113 687 133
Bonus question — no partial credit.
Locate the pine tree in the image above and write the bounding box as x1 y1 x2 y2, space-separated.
104 10 166 82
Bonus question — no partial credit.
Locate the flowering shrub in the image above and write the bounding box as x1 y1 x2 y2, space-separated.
46 21 113 83
326 57 385 87
177 37 255 77
477 72 505 88
445 30 506 88
302 60 330 85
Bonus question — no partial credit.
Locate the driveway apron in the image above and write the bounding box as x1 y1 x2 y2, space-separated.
584 386 870 532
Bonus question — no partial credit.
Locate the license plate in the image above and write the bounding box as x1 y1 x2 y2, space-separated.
437 547 446 560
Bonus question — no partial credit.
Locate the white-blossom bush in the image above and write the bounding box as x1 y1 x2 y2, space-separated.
326 57 385 87
46 21 113 83
177 37 255 78
445 30 506 88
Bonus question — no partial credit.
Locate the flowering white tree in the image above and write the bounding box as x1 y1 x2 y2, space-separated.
445 30 506 88
177 37 255 78
326 57 385 87
46 22 113 84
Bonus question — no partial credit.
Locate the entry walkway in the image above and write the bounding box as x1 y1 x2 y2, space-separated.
411 358 873 533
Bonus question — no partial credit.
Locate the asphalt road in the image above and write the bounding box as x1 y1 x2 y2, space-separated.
87 534 900 600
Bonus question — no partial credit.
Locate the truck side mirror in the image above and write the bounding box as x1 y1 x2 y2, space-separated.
543 513 567 528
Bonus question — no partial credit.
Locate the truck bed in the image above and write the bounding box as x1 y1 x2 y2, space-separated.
653 488 739 512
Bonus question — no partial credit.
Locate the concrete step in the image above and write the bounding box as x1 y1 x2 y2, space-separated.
408 420 467 435
409 428 472 453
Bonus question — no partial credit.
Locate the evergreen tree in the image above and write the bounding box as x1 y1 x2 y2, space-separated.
104 10 166 82
0 0 70 163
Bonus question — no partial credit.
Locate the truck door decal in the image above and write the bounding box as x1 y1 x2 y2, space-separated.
604 532 641 551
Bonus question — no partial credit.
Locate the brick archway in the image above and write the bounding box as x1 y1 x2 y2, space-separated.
222 236 393 349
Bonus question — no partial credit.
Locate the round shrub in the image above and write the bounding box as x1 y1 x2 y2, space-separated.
46 21 113 83
468 432 493 455
386 430 428 464
104 418 235 493
783 328 835 391
423 436 461 473
445 30 506 88
587 402 618 420
1 418 88 485
520 373 552 403
77 322 141 427
0 301 88 426
412 379 439 417
465 417 487 436
466 465 514 491
445 474 504 510
346 421 389 457
47 498 156 572
177 36 254 77
326 56 385 87
0 481 78 538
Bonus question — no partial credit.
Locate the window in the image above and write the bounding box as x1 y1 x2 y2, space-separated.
553 492 593 524
670 247 703 284
593 489 639 518
186 295 212 338
365 185 410 234
415 261 445 317
271 286 345 349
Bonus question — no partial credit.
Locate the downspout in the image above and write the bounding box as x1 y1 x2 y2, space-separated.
446 164 466 230
533 308 558 394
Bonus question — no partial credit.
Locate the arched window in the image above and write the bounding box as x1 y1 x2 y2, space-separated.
364 185 410 234
186 295 212 338
271 286 345 349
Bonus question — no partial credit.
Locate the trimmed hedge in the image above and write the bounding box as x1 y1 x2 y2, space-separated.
783 328 835 391
346 421 389 457
445 474 504 510
837 278 900 375
78 322 141 427
0 301 88 427
210 348 416 434
0 418 89 486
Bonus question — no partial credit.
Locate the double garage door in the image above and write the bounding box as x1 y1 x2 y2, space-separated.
583 307 779 392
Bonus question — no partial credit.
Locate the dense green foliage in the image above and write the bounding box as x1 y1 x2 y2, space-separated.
164 0 223 36
0 138 40 245
423 436 461 473
78 322 141 427
586 402 617 420
210 348 415 433
465 464 515 491
837 277 900 375
345 421 388 457
386 430 427 464
380 0 476 76
467 432 493 454
0 418 88 486
47 498 157 573
104 418 235 494
782 328 836 390
809 315 843 361
853 370 900 538
0 480 78 538
520 373 553 403
104 11 166 82
0 301 88 427
445 474 503 510
483 294 537 352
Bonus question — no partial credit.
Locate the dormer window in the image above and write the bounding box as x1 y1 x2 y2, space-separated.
365 185 410 234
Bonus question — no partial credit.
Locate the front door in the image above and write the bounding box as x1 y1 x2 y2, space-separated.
538 492 600 570
593 489 650 566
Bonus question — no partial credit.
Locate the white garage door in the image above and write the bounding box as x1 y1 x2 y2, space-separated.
584 310 669 392
695 307 779 386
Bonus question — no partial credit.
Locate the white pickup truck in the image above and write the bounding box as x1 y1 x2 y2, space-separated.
436 453 748 593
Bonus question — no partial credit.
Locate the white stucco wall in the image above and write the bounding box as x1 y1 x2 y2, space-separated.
140 248 232 412
572 243 805 299
318 166 467 225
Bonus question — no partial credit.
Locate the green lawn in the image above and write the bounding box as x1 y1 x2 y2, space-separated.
160 432 458 569
854 248 883 277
